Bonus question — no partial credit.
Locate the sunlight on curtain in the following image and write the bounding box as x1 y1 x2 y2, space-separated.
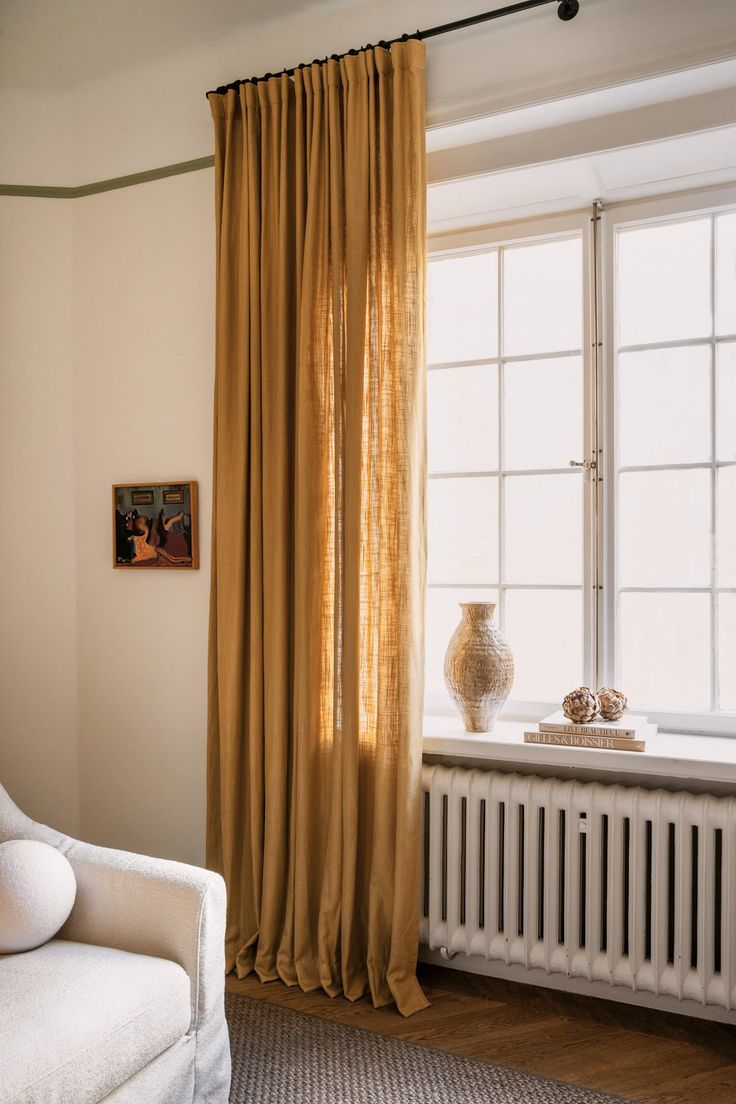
207 41 428 1016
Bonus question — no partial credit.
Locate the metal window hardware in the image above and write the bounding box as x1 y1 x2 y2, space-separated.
569 458 597 471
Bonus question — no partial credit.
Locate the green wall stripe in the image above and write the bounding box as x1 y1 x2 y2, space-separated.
0 155 215 199
0 183 78 198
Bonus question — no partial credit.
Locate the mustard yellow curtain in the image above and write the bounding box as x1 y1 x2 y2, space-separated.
207 40 428 1016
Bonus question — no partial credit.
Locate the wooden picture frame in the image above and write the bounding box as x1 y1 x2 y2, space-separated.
112 481 199 569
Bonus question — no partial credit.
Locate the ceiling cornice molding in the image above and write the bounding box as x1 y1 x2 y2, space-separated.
428 87 736 187
426 33 736 129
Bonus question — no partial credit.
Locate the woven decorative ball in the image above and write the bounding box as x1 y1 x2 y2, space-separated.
562 687 600 724
598 687 628 721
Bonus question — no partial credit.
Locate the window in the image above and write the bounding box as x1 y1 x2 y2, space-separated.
427 191 736 735
426 217 593 717
605 200 736 734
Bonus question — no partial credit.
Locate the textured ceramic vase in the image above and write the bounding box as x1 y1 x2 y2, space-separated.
443 602 515 733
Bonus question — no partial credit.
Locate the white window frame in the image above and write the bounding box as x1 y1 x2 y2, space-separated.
426 210 597 721
601 183 736 738
428 185 736 738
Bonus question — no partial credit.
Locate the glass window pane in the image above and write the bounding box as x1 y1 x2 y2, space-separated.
717 342 736 462
718 594 736 711
716 212 736 337
428 477 498 584
503 237 582 357
619 469 710 588
717 467 736 587
620 592 710 712
425 587 499 701
505 589 582 702
428 364 498 474
504 356 583 470
504 474 582 585
618 345 710 466
428 252 498 364
617 218 711 346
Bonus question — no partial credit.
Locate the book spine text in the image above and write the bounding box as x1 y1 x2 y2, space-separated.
540 722 638 739
525 731 645 752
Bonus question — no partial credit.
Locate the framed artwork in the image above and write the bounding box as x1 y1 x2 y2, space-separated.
113 481 199 569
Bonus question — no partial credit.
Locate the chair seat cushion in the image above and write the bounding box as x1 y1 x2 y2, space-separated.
0 938 191 1104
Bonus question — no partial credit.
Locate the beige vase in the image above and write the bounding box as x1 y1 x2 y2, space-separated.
443 602 514 732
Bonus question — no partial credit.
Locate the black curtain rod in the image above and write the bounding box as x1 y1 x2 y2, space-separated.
206 0 580 97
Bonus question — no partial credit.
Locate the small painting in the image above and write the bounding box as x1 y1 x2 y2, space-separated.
113 481 199 569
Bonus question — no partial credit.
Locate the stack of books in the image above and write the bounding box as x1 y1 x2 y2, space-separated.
524 712 656 753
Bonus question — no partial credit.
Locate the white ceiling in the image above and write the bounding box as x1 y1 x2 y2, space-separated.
0 0 364 89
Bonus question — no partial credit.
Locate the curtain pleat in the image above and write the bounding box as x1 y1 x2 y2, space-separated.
207 40 428 1016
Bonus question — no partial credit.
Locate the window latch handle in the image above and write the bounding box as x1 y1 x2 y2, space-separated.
569 458 597 471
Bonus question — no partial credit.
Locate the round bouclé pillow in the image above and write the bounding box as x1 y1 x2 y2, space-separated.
0 839 77 954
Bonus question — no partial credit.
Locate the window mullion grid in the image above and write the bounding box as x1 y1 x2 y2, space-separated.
429 466 581 480
710 213 719 714
497 246 506 634
589 206 602 689
618 460 736 474
617 332 736 355
426 224 591 713
619 586 713 594
612 210 725 723
427 348 584 371
428 582 580 590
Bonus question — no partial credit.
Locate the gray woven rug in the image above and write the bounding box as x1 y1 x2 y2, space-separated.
226 993 632 1103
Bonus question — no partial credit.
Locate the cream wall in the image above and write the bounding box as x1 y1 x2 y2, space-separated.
0 198 80 835
74 171 215 864
0 177 215 862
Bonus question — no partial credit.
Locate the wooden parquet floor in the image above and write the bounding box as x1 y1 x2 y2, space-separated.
227 963 736 1103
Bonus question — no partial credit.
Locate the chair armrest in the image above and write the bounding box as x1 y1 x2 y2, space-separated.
62 843 226 1035
0 784 226 1034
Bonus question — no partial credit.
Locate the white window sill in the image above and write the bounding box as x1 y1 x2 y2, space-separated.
423 714 736 789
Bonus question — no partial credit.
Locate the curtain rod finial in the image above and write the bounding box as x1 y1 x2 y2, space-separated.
558 0 579 19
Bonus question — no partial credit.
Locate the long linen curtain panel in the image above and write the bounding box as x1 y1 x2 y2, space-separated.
207 40 428 1016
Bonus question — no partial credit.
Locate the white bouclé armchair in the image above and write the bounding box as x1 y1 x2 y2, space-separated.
0 783 231 1104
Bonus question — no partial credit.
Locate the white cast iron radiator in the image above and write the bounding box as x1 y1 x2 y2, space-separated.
420 763 736 1022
